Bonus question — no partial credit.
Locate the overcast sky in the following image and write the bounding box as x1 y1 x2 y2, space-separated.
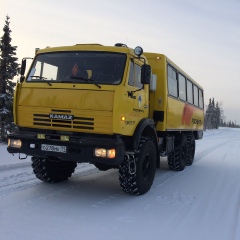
2 0 240 123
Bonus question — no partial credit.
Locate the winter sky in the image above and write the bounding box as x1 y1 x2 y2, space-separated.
2 0 240 123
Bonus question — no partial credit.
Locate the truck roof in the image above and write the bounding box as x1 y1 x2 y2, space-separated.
37 44 136 56
144 52 204 90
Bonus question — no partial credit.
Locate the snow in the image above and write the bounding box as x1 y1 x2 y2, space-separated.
1 128 240 240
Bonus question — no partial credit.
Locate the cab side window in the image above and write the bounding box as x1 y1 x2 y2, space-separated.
128 60 143 89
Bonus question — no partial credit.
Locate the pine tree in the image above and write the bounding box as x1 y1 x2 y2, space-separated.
204 98 225 130
215 102 221 129
211 98 218 129
204 98 213 129
0 15 19 142
218 101 225 127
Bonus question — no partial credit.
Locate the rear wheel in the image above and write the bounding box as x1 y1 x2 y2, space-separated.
119 137 157 195
168 135 188 171
186 134 195 166
31 156 77 183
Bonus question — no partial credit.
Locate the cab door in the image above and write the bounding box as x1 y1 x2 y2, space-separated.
120 59 149 136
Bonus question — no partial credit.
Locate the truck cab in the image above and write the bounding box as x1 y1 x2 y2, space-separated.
8 44 157 195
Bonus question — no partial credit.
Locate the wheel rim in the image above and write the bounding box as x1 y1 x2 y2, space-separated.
142 154 152 181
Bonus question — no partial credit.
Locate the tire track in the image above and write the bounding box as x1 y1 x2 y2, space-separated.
195 139 234 162
0 164 99 198
152 170 180 189
152 138 232 190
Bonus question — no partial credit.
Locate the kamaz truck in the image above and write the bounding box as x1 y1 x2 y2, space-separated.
7 43 204 195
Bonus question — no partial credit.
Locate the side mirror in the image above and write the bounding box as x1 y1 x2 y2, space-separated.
20 75 25 82
19 57 33 83
20 58 26 76
20 58 26 83
141 64 151 84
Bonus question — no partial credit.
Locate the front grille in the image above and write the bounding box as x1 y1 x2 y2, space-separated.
33 112 94 130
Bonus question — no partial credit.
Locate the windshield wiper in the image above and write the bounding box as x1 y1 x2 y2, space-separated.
30 76 52 86
69 76 101 89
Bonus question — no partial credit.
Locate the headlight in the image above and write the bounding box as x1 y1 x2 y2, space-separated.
8 139 22 148
94 148 107 157
94 148 116 159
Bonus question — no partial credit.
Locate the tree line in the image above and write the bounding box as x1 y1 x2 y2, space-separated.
204 98 240 129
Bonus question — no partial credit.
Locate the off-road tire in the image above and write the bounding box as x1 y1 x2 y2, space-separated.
31 157 77 183
168 135 187 171
119 137 157 195
186 134 195 166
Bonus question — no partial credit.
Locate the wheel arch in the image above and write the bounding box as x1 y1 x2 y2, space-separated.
132 118 159 167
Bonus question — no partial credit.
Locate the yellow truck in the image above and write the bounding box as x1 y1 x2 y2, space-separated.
7 43 204 195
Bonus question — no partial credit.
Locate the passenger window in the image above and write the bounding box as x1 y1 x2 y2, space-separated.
199 89 204 108
179 74 186 101
194 85 199 106
168 65 178 98
187 80 193 104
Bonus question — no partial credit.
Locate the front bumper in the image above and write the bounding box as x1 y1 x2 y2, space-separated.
7 130 125 165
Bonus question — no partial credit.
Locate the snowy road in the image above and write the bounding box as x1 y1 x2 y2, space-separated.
0 128 240 240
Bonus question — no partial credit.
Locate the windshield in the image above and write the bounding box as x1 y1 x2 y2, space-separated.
26 51 126 85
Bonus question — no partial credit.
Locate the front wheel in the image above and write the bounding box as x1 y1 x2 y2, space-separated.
119 137 157 195
31 157 77 183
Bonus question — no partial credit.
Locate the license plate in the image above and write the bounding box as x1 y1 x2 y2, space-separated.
41 144 67 153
